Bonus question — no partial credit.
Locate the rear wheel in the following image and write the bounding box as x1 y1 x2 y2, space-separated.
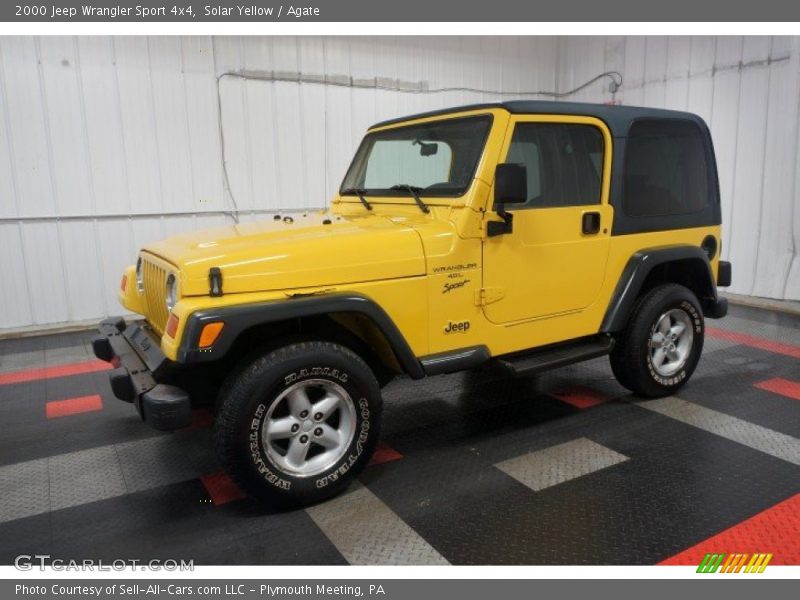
213 341 382 506
610 283 704 397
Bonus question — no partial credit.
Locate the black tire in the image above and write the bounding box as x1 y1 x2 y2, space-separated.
610 283 704 398
213 341 382 506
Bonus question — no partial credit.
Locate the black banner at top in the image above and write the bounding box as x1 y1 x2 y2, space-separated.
3 0 800 22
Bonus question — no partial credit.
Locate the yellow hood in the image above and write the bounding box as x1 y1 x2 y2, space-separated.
143 212 426 296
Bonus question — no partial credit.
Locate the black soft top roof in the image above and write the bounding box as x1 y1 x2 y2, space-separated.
369 101 708 137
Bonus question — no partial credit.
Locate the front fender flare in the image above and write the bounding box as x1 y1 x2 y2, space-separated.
176 293 425 379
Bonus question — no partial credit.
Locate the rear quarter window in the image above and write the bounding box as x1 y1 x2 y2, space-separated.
622 119 711 218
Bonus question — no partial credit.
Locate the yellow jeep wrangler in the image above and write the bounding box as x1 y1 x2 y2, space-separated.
94 101 732 505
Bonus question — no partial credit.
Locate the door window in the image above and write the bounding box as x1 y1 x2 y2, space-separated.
505 123 604 208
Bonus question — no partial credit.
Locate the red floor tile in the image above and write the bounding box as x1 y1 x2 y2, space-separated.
659 493 800 566
45 394 104 419
551 385 608 409
369 442 404 466
754 377 800 401
0 360 112 386
200 472 247 506
706 327 800 359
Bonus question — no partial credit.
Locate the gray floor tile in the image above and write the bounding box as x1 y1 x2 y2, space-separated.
306 483 449 565
48 446 127 511
495 437 629 492
640 396 800 466
0 458 49 523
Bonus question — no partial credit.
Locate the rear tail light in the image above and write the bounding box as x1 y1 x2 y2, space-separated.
120 274 128 292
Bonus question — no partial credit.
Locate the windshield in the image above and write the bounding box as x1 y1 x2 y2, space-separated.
340 115 492 197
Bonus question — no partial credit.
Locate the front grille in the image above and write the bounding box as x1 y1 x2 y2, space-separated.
141 257 169 335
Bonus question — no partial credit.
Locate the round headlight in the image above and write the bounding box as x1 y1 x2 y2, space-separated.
165 273 178 312
135 257 144 293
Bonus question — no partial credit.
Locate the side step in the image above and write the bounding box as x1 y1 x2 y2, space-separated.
496 336 614 376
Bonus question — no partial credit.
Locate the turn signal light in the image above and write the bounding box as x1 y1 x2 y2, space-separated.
198 322 224 349
120 274 128 292
165 313 180 339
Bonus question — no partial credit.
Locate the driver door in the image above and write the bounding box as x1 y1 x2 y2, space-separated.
482 115 613 325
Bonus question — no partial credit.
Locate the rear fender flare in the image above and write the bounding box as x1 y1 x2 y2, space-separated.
601 245 718 333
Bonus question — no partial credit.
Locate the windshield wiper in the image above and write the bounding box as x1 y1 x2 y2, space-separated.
390 184 430 214
340 187 372 210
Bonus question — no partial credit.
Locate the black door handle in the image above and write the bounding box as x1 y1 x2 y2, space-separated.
582 211 601 235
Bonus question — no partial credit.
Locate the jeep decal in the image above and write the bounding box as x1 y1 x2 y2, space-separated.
444 320 470 333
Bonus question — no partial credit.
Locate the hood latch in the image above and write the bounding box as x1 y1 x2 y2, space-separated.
209 267 223 297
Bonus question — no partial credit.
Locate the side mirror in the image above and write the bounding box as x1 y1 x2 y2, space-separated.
494 163 527 207
488 163 527 237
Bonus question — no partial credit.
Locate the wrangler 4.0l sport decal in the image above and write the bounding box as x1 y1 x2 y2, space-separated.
443 280 470 294
432 263 478 274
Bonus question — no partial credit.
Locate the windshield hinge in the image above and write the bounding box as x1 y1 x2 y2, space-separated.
475 287 505 306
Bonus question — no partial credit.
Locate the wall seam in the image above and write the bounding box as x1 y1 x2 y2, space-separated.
34 37 73 323
109 37 137 263
781 36 800 298
722 37 744 271
750 37 775 296
145 37 168 239
73 36 109 317
178 38 198 227
0 40 34 325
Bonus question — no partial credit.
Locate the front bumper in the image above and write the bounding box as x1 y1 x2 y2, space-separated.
92 317 191 431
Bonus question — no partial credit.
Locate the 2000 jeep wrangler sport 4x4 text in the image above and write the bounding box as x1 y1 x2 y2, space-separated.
94 101 732 505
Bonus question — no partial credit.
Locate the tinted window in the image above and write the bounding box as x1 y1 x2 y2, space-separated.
505 123 604 208
341 116 492 197
623 119 710 217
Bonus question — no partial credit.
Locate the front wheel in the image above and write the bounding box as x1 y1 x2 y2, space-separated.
610 283 704 397
213 341 382 506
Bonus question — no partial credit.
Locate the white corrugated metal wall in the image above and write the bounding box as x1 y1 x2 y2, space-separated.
0 36 558 330
556 36 800 301
1 36 798 331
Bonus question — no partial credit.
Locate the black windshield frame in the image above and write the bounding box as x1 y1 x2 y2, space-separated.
339 114 493 198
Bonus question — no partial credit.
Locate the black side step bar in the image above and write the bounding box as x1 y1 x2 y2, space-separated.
419 345 490 376
496 336 614 376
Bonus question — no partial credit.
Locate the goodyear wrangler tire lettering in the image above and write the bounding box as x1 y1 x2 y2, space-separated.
248 404 292 490
610 284 705 398
214 341 382 506
284 367 349 386
316 400 370 489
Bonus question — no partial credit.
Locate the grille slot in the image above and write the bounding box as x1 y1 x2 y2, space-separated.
142 258 169 335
